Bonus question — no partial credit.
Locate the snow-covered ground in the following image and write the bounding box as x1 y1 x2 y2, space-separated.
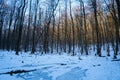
0 50 120 80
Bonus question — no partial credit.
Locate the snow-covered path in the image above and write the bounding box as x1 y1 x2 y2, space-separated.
0 51 120 80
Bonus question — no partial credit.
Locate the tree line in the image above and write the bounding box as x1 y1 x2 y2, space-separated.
0 0 120 58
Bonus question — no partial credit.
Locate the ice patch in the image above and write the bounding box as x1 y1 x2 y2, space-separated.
16 69 52 80
56 67 87 80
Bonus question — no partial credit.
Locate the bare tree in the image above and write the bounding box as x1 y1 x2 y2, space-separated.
31 0 39 53
43 0 59 53
91 0 101 56
24 0 32 52
104 0 119 58
69 0 75 55
80 0 88 55
0 0 5 49
16 0 26 55
6 0 16 50
115 0 120 42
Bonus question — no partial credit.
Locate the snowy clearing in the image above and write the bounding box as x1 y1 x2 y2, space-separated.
0 50 120 80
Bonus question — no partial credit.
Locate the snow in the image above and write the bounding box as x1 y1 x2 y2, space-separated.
0 50 120 80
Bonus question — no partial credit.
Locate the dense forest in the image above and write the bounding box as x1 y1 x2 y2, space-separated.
0 0 120 58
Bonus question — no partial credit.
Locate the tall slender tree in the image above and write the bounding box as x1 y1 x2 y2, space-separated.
91 0 101 56
16 0 26 55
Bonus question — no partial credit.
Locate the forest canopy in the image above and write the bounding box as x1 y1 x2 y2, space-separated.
0 0 120 59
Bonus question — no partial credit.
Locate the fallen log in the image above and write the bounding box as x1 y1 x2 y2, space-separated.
0 69 36 76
